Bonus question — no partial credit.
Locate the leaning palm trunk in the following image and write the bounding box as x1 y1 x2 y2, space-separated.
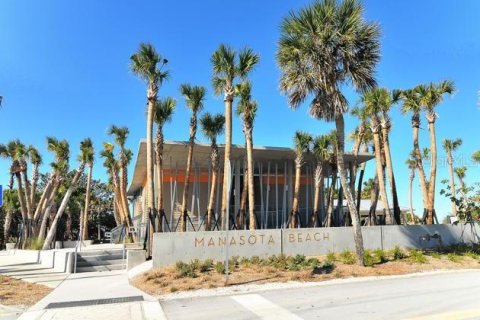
38 204 53 241
372 125 393 225
42 164 85 250
155 126 165 231
426 115 437 224
21 170 33 219
38 179 61 239
411 114 429 218
30 163 41 209
311 163 324 227
33 176 53 224
82 164 93 240
326 167 337 228
446 149 457 217
221 96 233 230
245 127 256 230
381 127 400 224
180 115 197 232
335 114 364 266
113 199 121 226
369 173 380 226
3 209 13 242
206 140 219 231
119 164 132 229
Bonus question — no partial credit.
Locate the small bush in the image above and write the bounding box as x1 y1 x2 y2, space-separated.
339 250 356 265
307 257 320 269
408 249 427 264
239 257 251 265
392 246 406 260
373 249 387 264
250 256 261 265
363 250 375 267
199 259 213 273
430 252 442 259
229 256 239 268
175 261 197 278
465 251 479 260
447 253 462 263
215 262 226 274
322 260 335 272
24 237 44 250
326 252 336 262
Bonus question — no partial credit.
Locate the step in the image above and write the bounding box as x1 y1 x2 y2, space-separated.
76 254 124 262
76 249 124 257
76 259 125 268
75 263 125 273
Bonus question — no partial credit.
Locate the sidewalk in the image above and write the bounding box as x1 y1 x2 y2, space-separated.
18 270 166 320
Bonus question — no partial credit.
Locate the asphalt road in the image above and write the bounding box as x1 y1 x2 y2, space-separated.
160 270 480 320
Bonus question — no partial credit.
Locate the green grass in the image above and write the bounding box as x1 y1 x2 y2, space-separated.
430 252 442 259
447 253 463 263
326 252 336 263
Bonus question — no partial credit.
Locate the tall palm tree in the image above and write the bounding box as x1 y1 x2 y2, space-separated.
361 90 394 225
130 43 169 254
442 138 462 217
277 0 380 265
2 190 18 243
153 97 176 231
397 88 429 221
108 126 132 229
200 113 225 231
80 138 94 240
291 131 312 228
101 142 124 226
418 80 455 224
179 84 206 232
211 44 259 230
310 134 331 227
405 155 417 224
43 139 89 249
236 81 258 230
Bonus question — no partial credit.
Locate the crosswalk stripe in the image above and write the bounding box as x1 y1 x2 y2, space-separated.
231 293 303 320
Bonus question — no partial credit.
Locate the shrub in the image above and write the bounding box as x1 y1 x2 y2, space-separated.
229 256 239 268
250 256 261 265
239 257 251 265
465 251 479 260
372 249 387 264
199 259 213 273
215 262 226 274
447 253 462 263
339 250 356 265
392 246 406 260
408 249 427 264
175 261 197 278
307 257 320 269
363 250 375 267
321 261 335 273
326 252 336 262
430 252 442 259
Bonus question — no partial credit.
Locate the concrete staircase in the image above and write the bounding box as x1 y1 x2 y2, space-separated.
75 249 125 273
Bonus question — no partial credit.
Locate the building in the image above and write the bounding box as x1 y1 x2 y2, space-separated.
127 140 374 231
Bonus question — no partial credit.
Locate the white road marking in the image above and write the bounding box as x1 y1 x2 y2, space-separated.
231 293 303 320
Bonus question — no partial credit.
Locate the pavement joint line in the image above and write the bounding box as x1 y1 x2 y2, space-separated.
45 296 144 309
231 293 303 320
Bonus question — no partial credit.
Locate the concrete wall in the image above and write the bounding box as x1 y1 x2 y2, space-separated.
153 224 480 267
11 249 75 273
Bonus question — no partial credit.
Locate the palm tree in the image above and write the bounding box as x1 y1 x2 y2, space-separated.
277 0 380 265
442 138 462 217
27 147 42 210
361 90 394 225
153 97 176 231
211 44 259 230
418 80 455 224
108 126 132 229
291 131 313 228
397 88 429 221
179 84 206 232
42 139 89 249
130 43 169 254
310 134 331 227
405 155 417 224
80 138 94 240
473 151 480 164
101 142 124 226
2 190 18 243
454 166 468 209
236 81 258 230
200 113 225 231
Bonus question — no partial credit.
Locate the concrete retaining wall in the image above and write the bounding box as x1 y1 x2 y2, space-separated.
11 249 75 273
153 224 480 267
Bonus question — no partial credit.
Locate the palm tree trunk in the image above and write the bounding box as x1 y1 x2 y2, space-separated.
326 171 336 228
238 165 248 229
33 176 53 223
180 115 196 232
356 144 368 215
372 129 393 225
311 163 323 227
426 118 437 224
245 128 255 230
3 209 13 242
37 179 61 239
155 126 164 231
120 163 132 229
381 128 401 224
411 115 429 217
42 164 84 250
206 143 218 231
38 204 52 241
66 210 73 240
15 173 28 223
335 113 364 266
21 170 32 219
113 198 121 226
409 170 415 224
369 173 379 226
146 83 157 256
221 97 233 230
446 151 457 217
82 164 93 240
291 162 301 228
30 164 40 209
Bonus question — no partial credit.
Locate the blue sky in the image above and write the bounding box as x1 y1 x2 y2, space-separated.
1 0 479 221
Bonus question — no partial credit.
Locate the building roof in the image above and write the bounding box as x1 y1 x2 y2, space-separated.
127 139 374 196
